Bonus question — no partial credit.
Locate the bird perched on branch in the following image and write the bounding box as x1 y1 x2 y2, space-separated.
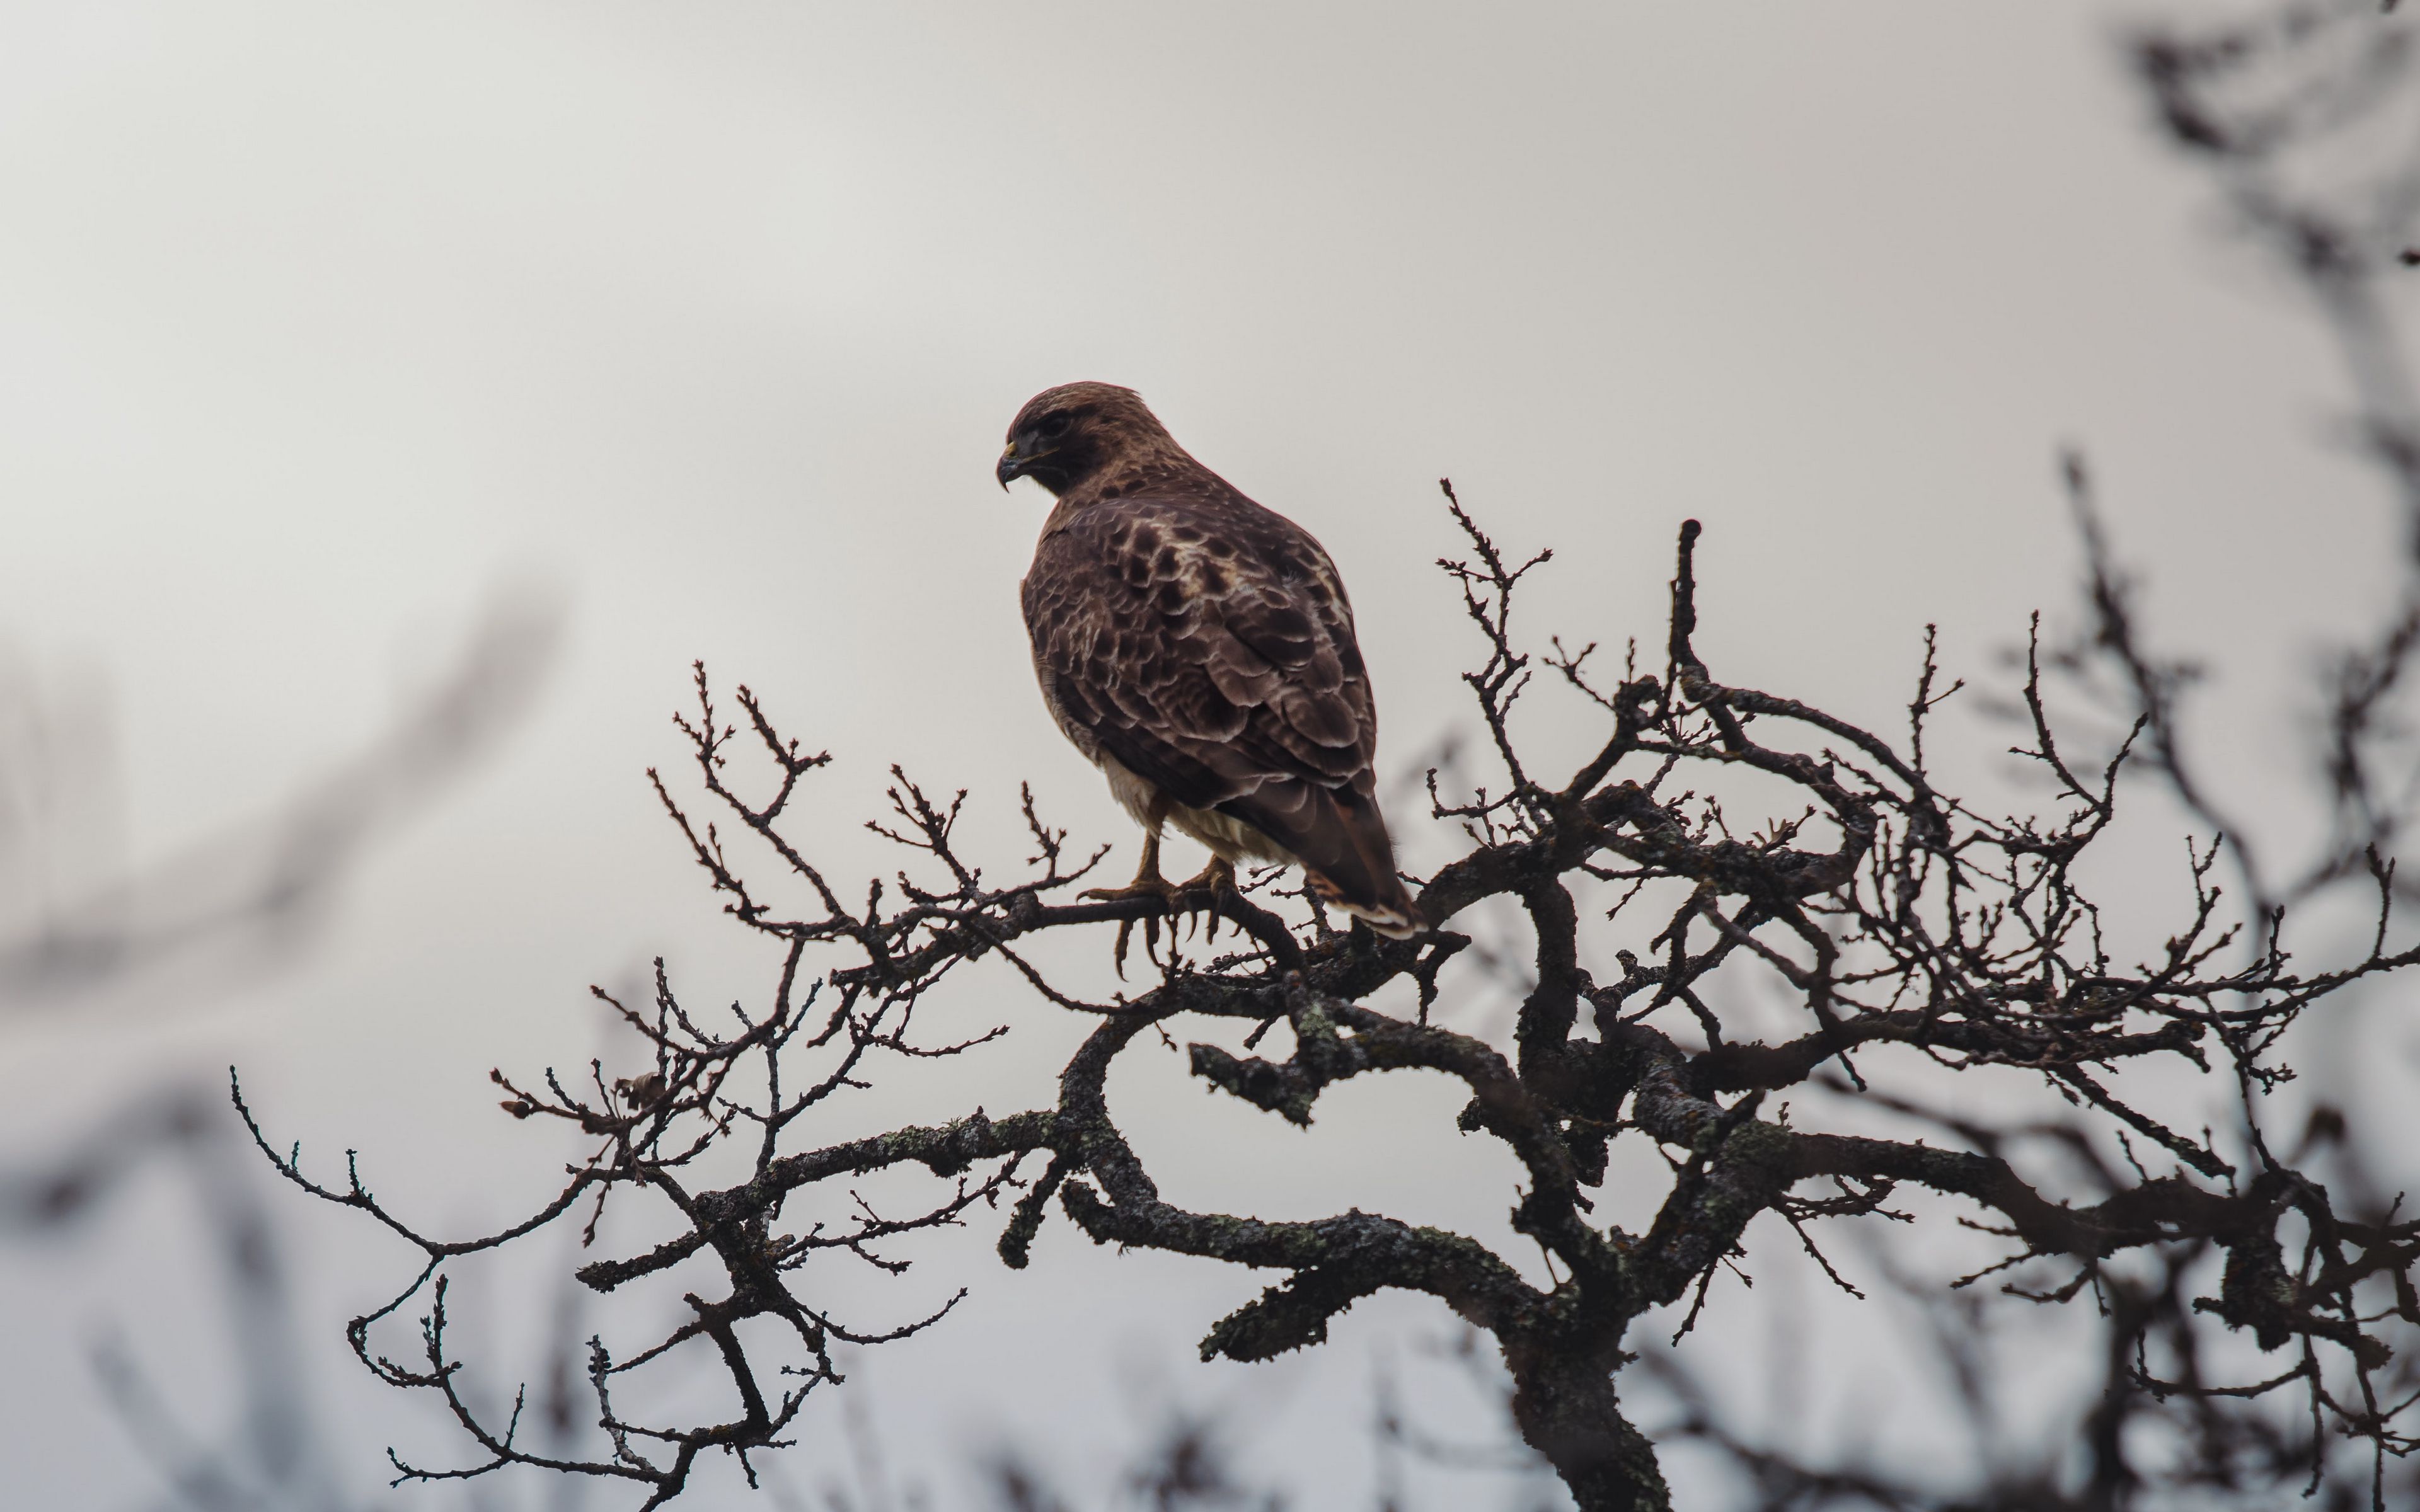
999 382 1424 943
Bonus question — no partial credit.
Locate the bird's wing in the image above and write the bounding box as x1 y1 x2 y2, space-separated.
1023 495 1405 908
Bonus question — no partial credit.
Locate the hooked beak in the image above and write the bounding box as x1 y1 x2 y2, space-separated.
996 444 1026 491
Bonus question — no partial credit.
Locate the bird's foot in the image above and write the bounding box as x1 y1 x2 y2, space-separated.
1083 858 1238 976
1082 868 1181 977
1171 856 1239 913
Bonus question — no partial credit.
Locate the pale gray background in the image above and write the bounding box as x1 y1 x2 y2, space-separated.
0 3 2407 1508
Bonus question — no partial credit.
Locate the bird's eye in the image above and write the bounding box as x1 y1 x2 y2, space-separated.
1039 413 1073 439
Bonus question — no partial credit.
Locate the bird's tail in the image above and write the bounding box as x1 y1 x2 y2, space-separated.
1309 873 1427 940
1245 781 1426 939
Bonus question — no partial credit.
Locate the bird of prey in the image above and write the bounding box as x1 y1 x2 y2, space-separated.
998 382 1424 942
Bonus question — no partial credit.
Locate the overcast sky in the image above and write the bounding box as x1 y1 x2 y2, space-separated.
0 4 2407 1508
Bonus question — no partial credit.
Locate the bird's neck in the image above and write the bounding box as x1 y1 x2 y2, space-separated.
1042 447 1222 523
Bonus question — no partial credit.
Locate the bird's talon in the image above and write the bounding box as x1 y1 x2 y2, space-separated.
1088 846 1241 971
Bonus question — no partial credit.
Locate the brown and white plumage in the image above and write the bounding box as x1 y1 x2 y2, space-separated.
998 382 1423 938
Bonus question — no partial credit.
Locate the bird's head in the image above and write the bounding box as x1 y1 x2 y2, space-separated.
996 382 1179 496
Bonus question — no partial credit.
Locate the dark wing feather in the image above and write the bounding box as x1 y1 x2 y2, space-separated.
1022 490 1408 915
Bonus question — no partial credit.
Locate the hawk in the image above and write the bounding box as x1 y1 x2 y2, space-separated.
998 382 1424 940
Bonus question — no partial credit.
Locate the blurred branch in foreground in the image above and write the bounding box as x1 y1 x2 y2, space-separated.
2 1082 360 1512
0 585 563 1506
0 590 559 1012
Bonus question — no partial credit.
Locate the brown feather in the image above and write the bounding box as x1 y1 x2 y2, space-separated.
1009 382 1424 937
